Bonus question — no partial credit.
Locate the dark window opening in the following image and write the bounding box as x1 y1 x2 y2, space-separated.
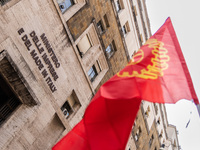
97 20 104 34
157 117 161 125
122 25 127 37
115 0 121 12
88 65 98 82
61 91 81 119
134 126 142 141
61 101 72 119
149 134 154 147
0 0 11 6
122 22 130 37
76 45 83 58
0 74 21 126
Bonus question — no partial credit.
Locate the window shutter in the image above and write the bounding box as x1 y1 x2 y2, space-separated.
77 35 91 54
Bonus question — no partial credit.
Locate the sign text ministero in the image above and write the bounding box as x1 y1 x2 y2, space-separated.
18 28 61 93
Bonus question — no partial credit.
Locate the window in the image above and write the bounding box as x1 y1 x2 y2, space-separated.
137 0 143 11
77 34 92 57
88 65 98 82
103 14 110 28
57 0 74 13
149 134 154 147
0 0 11 6
122 25 127 37
161 139 165 148
140 34 144 44
159 130 163 138
0 74 21 126
135 126 141 141
61 91 81 118
134 6 138 16
157 117 160 125
61 101 71 118
174 140 177 147
97 20 104 34
88 60 102 82
95 60 102 73
115 0 122 12
160 144 165 149
97 15 110 34
154 103 158 115
145 105 150 117
122 22 130 37
105 41 116 58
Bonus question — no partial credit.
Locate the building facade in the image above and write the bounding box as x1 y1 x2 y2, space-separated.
0 0 179 150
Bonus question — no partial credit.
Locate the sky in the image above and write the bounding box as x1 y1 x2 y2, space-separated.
146 0 200 149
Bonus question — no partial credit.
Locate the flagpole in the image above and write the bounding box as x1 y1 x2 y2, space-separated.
196 104 200 117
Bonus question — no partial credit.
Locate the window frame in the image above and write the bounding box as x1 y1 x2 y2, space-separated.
97 20 105 34
122 25 127 37
135 126 142 141
61 91 81 119
77 34 92 57
88 65 98 82
0 73 21 126
122 22 130 37
115 0 122 13
154 103 158 115
159 129 163 138
157 117 161 125
61 101 71 118
149 134 154 147
105 41 116 59
57 0 75 14
0 51 38 125
105 44 114 59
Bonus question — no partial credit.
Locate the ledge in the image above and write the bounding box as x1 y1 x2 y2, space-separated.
63 2 86 22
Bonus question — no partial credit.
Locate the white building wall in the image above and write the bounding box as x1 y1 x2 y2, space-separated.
116 0 140 57
133 0 145 44
140 0 151 38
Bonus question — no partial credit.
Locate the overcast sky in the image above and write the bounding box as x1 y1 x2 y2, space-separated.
146 0 200 149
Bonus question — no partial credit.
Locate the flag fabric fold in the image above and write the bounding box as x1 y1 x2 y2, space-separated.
52 17 199 150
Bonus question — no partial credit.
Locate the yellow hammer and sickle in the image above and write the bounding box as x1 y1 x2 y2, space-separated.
117 39 170 79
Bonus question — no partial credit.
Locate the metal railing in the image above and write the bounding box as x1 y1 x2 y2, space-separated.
0 97 21 126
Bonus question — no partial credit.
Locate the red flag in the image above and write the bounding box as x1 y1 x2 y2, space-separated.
52 17 199 150
116 17 198 104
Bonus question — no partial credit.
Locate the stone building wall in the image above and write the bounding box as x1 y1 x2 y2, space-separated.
133 108 160 150
0 0 95 149
0 0 129 149
0 0 179 150
67 0 129 86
